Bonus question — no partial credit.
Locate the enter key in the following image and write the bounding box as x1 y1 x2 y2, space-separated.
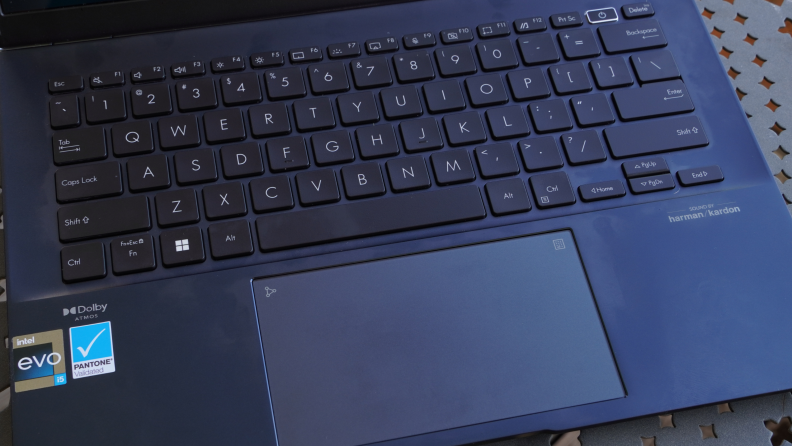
612 79 694 121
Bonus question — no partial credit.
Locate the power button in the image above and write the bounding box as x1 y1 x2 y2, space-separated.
585 7 619 24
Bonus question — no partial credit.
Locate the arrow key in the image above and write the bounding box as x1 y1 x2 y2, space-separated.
628 173 675 194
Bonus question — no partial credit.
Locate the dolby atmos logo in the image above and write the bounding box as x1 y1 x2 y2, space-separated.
63 303 108 320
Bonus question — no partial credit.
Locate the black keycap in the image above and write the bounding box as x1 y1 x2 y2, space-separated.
394 51 435 83
434 47 478 77
308 62 350 94
131 83 172 117
55 161 122 203
160 226 205 267
404 32 436 49
294 97 336 131
529 171 576 208
85 89 127 124
203 182 247 220
155 189 201 227
466 74 509 107
551 12 583 28
328 42 361 59
311 131 356 165
528 100 573 133
431 149 476 185
50 95 80 128
211 56 245 73
519 137 564 171
295 169 341 205
386 156 432 191
585 7 619 24
486 178 532 215
127 154 170 192
341 163 386 199
612 80 694 121
365 37 399 54
251 51 285 68
57 195 151 242
400 118 444 153
558 28 601 59
628 173 675 194
264 67 307 99
158 115 200 149
220 143 264 178
266 136 310 171
578 180 626 202
220 72 262 105
476 40 519 71
256 185 485 252
623 3 655 19
111 235 156 274
605 115 708 158
561 130 607 165
290 46 323 63
478 21 510 38
171 61 205 78
176 78 218 111
622 157 669 178
475 143 520 178
549 62 592 95
90 71 124 89
250 175 294 213
356 125 400 159
631 50 681 83
515 17 547 34
677 165 724 186
131 66 165 83
571 93 615 127
517 33 561 66
112 121 154 156
424 80 466 113
440 27 474 44
174 148 218 185
204 109 246 143
50 76 83 94
337 92 380 125
590 57 634 89
381 86 423 119
208 220 254 259
443 112 488 146
52 127 107 165
507 69 551 101
350 57 393 89
249 103 291 137
486 106 531 140
61 243 106 283
598 19 667 53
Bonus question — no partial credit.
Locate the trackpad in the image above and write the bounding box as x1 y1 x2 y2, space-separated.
254 231 624 446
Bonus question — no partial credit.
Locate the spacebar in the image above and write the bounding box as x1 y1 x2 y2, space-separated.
256 185 487 252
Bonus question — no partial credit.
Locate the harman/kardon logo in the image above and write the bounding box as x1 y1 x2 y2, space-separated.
63 303 107 320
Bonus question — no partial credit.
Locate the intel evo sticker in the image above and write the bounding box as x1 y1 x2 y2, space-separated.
12 329 67 393
70 321 115 379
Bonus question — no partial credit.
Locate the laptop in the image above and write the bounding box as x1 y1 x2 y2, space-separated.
3 0 792 444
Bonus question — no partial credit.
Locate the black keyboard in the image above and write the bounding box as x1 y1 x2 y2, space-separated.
50 3 723 283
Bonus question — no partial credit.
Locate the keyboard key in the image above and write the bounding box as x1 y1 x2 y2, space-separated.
49 76 83 94
61 243 106 283
478 21 510 38
250 175 294 213
440 27 474 44
58 195 151 242
400 118 444 153
308 62 350 94
605 115 708 158
204 109 246 143
551 12 583 28
208 220 254 259
130 66 165 83
312 131 355 166
90 71 124 88
571 93 615 127
341 163 386 199
85 89 127 123
529 171 576 208
160 227 205 266
356 125 400 159
337 91 380 125
328 42 360 58
476 40 519 71
266 136 310 171
578 180 626 202
612 79 694 121
386 156 432 191
475 143 520 178
628 173 675 194
423 81 466 113
519 136 564 171
507 69 551 101
465 74 509 107
203 182 247 219
131 83 172 117
264 67 306 99
211 56 245 73
528 99 573 133
112 121 153 156
598 19 667 53
249 103 291 137
256 185 485 251
174 148 218 185
158 115 200 149
293 97 336 131
155 189 200 227
590 57 634 89
434 47 477 77
350 57 393 89
485 178 532 215
404 32 436 49
622 157 669 178
518 34 561 66
52 127 107 165
220 143 264 178
296 169 340 205
50 95 80 129
381 86 423 119
561 130 607 165
431 149 476 184
586 7 619 24
623 2 655 19
365 37 399 54
171 61 205 78
631 50 681 83
677 165 724 186
486 106 531 140
251 51 285 68
549 62 592 95
176 78 218 111
514 17 547 34
221 72 262 105
127 154 170 192
111 235 156 274
394 51 435 83
55 161 122 203
558 28 601 59
443 112 487 146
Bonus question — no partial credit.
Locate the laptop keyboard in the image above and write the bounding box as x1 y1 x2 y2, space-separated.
49 3 724 283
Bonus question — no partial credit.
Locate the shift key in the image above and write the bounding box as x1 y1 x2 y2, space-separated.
58 196 151 242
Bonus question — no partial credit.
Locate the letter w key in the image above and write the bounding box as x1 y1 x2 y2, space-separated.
158 115 201 150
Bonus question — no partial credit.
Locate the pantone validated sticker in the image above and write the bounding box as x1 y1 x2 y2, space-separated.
11 329 67 393
69 321 115 379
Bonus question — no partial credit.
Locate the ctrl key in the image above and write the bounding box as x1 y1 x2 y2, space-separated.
111 235 156 274
61 243 106 283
